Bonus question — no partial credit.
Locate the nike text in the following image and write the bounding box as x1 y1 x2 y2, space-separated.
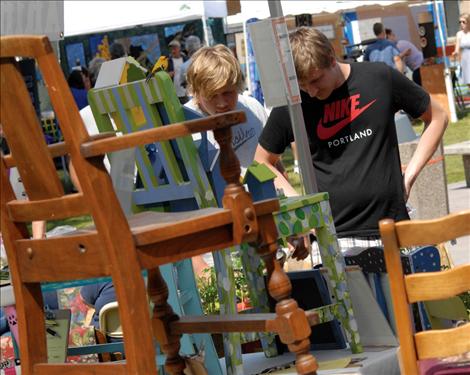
317 94 377 140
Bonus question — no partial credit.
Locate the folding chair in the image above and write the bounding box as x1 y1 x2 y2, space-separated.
379 210 470 375
0 35 319 375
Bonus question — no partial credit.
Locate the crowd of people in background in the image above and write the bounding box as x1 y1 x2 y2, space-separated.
66 35 203 109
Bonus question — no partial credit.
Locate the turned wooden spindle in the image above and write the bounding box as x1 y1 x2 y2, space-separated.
147 268 186 375
213 126 259 244
213 127 241 189
257 215 319 375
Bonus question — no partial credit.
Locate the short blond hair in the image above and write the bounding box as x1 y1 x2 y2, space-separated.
460 13 470 25
186 44 244 99
289 27 336 82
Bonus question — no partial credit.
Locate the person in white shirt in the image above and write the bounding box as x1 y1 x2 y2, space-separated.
178 35 202 92
185 45 308 275
167 39 189 103
452 13 470 88
185 44 267 176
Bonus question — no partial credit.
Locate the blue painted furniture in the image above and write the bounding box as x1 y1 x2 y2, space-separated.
87 70 222 374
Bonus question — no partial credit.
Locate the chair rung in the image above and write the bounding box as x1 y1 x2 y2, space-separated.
178 290 193 306
34 362 126 374
305 304 338 324
170 313 276 334
67 342 124 356
133 183 194 205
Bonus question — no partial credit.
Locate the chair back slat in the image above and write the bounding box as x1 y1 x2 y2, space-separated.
90 78 163 114
3 141 70 168
405 264 470 303
395 210 470 247
415 323 470 359
0 60 63 200
15 234 108 283
6 193 89 222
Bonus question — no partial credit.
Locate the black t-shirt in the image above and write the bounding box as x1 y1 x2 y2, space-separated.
259 62 430 237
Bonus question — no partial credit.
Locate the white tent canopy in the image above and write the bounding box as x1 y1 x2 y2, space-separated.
64 1 206 36
64 0 405 37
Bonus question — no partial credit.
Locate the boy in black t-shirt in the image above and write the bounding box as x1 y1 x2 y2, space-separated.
255 27 448 253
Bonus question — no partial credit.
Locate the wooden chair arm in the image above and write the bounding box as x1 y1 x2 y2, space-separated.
2 132 115 168
80 111 246 158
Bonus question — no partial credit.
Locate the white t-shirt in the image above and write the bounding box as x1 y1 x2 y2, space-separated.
80 105 99 136
79 105 135 215
171 57 186 97
185 94 268 175
79 105 113 171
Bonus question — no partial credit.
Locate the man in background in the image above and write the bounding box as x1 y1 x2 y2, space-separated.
364 22 404 72
179 35 202 93
386 28 424 86
167 39 189 103
109 42 126 60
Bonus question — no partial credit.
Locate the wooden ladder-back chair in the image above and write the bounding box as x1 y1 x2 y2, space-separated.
0 35 319 375
379 210 470 375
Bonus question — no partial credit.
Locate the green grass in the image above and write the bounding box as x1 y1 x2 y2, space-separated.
45 216 92 232
281 148 302 194
413 112 470 184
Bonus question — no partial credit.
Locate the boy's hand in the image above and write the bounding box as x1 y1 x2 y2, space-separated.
287 234 311 261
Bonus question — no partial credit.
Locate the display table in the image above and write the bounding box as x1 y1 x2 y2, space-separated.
220 347 399 375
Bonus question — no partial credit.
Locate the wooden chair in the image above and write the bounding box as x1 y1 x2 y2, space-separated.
88 70 279 372
379 210 470 375
0 35 319 375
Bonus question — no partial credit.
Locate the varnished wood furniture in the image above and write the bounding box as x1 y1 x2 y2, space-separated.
0 35 319 374
379 210 470 375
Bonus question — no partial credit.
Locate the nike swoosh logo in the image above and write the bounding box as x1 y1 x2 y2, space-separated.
317 99 377 140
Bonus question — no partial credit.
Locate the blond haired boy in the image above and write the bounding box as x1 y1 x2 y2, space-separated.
185 45 310 273
185 44 267 174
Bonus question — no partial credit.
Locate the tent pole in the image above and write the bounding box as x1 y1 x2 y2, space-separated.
268 0 318 194
434 0 458 122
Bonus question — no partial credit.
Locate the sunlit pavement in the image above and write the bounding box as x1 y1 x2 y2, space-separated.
447 181 470 266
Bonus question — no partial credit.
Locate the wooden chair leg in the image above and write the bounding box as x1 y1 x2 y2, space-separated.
17 283 48 375
148 267 186 375
94 329 112 362
257 215 319 375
